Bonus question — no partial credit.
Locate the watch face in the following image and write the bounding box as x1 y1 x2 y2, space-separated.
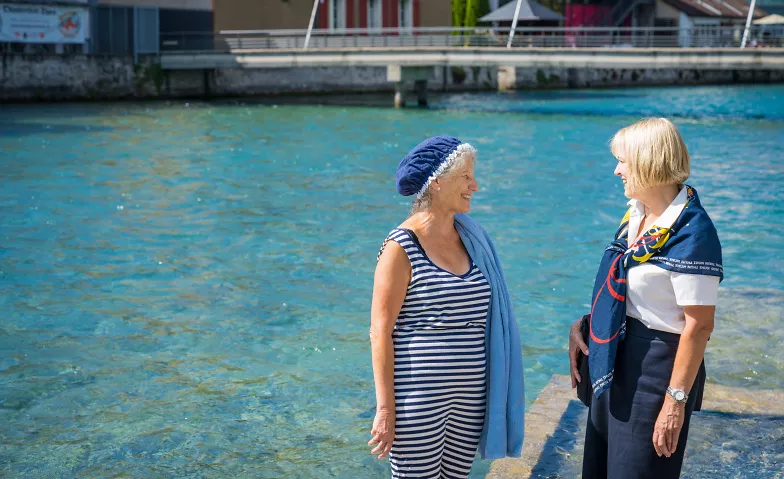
674 391 686 401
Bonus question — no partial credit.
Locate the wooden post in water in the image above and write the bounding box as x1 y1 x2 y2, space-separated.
415 80 428 107
388 65 433 109
394 82 406 108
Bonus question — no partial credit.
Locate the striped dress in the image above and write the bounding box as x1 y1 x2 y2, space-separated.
379 228 491 479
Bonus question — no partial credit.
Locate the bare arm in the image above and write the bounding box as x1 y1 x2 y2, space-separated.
669 305 714 393
653 305 714 457
367 240 410 459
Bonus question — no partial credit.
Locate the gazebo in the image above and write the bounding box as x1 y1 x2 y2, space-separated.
479 0 564 26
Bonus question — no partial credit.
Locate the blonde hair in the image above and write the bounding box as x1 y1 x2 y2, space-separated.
410 148 477 215
610 118 690 193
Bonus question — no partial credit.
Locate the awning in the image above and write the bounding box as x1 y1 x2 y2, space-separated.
479 0 564 22
754 14 784 25
662 0 766 19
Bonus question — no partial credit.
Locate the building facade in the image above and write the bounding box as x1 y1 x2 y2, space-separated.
213 0 451 32
755 0 784 15
93 0 212 55
562 0 767 47
564 0 766 28
0 0 212 55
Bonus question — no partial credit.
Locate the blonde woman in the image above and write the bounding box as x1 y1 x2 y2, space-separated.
569 118 723 478
369 136 525 478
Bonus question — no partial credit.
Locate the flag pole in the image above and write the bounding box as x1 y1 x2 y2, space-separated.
304 0 320 50
506 0 524 48
741 0 757 48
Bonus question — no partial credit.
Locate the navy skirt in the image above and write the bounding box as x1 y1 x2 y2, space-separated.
582 317 706 479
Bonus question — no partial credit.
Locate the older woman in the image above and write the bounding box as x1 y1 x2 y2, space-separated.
569 118 723 478
368 136 525 478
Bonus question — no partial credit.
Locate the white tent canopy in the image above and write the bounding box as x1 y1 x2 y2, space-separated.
479 0 564 22
753 14 784 25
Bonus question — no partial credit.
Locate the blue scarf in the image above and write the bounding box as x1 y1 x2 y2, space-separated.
589 186 723 398
454 214 525 459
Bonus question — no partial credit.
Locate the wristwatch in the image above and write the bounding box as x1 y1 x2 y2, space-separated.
666 386 688 403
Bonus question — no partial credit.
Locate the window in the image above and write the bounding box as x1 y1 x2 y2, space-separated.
368 0 382 31
399 0 413 31
329 0 346 30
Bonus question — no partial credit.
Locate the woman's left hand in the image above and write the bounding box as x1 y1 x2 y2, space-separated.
652 398 685 458
368 407 395 460
568 318 589 389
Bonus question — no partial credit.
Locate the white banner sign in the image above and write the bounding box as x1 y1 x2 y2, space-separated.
0 3 89 44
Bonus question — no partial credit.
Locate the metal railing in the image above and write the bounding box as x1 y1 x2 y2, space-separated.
159 26 784 53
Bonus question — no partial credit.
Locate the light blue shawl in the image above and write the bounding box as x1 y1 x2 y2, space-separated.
454 213 525 459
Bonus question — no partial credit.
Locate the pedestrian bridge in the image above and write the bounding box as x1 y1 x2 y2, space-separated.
158 27 784 106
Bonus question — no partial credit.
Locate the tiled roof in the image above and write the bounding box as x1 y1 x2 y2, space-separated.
663 0 767 19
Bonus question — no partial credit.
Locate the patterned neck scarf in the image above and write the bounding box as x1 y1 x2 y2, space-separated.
588 185 723 398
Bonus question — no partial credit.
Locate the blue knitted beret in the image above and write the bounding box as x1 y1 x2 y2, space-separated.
396 136 475 197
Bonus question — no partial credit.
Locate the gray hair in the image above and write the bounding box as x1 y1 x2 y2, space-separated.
409 146 477 215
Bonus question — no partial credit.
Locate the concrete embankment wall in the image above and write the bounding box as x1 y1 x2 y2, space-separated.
1 54 782 102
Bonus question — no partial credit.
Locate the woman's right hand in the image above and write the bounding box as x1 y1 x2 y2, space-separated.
569 318 589 388
368 407 395 459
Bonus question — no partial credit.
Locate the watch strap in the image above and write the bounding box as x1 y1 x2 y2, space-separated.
666 386 688 403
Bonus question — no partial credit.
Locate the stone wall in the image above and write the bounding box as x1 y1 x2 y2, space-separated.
507 67 784 89
161 64 784 99
0 54 165 101
1 54 782 102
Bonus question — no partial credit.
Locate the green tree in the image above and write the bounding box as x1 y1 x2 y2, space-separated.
452 0 467 28
464 0 491 28
464 0 478 28
478 0 491 21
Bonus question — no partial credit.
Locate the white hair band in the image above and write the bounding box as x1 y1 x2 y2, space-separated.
415 143 476 199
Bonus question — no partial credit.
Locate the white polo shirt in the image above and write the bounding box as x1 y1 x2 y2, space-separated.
625 187 720 334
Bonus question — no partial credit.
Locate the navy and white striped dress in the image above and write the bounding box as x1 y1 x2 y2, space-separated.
379 228 491 479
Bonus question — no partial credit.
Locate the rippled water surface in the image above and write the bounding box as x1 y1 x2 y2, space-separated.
530 399 784 478
0 85 782 478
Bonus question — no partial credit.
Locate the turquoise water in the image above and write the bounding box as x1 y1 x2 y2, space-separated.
0 85 782 478
529 400 784 478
